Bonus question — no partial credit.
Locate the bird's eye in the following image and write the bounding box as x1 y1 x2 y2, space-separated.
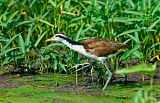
55 35 58 37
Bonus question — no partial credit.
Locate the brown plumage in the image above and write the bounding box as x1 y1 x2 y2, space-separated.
79 38 129 57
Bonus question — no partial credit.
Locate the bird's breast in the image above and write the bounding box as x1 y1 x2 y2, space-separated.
71 45 94 57
71 45 87 54
70 45 106 62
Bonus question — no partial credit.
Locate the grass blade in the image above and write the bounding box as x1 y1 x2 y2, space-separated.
25 25 33 51
18 34 25 53
2 47 19 55
147 18 160 31
150 1 160 16
15 20 32 27
122 10 145 16
34 31 47 47
116 29 142 37
2 33 20 53
116 63 156 77
75 24 84 40
120 44 141 60
6 11 19 24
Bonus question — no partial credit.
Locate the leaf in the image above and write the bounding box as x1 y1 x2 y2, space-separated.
15 20 32 27
6 11 19 24
132 50 143 59
120 44 141 60
1 53 23 66
8 0 17 7
2 47 19 55
82 24 94 34
108 17 146 24
41 10 51 19
0 12 9 22
62 11 77 16
48 0 56 7
147 42 160 51
147 18 160 31
149 1 160 16
116 29 142 37
127 33 140 43
75 24 84 41
68 23 78 27
127 0 136 9
71 16 87 22
29 0 36 8
1 56 11 66
59 63 67 73
54 60 58 71
25 25 33 51
2 33 20 53
18 34 25 53
116 63 157 77
141 0 146 10
34 31 47 47
41 43 64 54
109 17 131 24
122 10 144 16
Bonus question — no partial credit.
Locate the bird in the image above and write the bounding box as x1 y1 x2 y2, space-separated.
45 32 129 90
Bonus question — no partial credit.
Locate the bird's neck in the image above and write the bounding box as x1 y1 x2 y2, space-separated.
60 37 81 49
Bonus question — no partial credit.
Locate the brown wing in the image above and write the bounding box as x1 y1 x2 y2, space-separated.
79 38 128 57
79 38 110 45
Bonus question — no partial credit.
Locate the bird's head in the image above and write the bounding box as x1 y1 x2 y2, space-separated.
45 32 67 42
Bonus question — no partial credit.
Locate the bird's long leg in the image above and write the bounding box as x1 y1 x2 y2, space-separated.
91 66 94 82
102 61 112 90
72 63 90 85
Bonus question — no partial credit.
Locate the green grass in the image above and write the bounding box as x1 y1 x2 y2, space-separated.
10 73 75 86
0 85 127 103
0 74 130 103
0 74 160 103
0 0 160 72
0 0 160 102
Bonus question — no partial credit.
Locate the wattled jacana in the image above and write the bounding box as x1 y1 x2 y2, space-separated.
45 32 129 90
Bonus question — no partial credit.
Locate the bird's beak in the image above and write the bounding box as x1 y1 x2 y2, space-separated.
45 37 56 43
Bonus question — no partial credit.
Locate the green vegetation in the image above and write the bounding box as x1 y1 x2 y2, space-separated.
0 85 126 103
1 0 160 72
0 0 160 102
116 63 157 87
116 63 159 103
1 74 160 103
0 74 128 103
